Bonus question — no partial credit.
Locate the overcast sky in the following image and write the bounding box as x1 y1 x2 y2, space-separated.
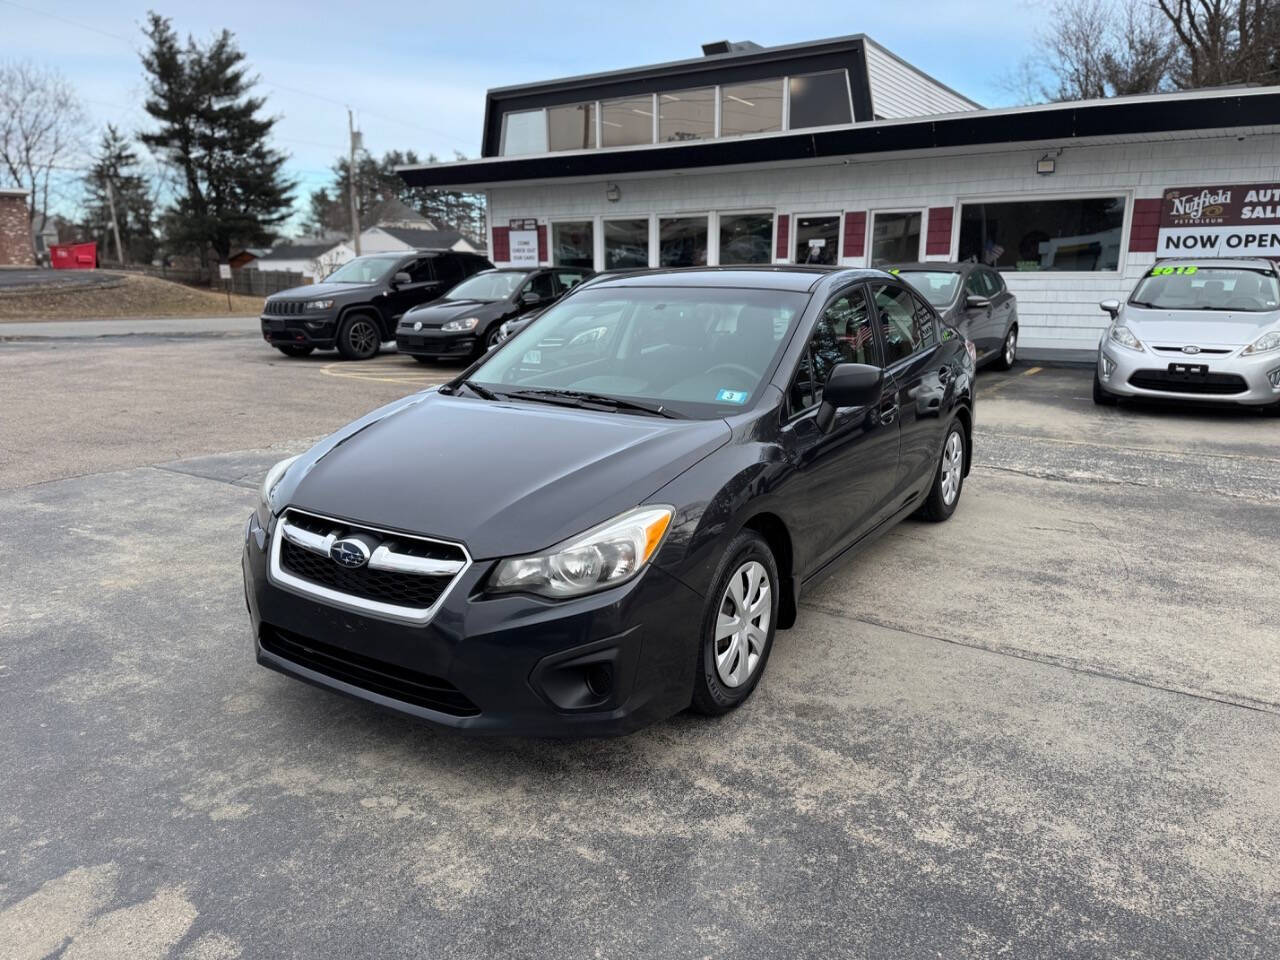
7 0 1046 229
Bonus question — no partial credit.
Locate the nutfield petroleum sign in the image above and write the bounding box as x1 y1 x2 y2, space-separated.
1156 184 1280 257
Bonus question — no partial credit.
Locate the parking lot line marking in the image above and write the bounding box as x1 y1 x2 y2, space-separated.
318 361 447 385
1023 366 1043 376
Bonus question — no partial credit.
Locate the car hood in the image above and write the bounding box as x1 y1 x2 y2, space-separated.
278 391 731 558
1125 307 1279 347
269 280 374 301
401 299 500 327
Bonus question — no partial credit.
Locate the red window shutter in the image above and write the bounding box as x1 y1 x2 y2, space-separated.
843 211 867 258
537 224 547 262
775 215 789 261
491 226 510 262
925 207 954 257
1128 198 1162 252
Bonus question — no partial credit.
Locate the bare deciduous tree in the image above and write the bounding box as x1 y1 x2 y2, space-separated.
0 61 86 235
1156 0 1280 87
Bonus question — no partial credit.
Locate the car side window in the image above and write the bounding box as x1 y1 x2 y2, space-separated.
871 282 934 365
433 256 464 289
525 272 556 300
554 271 588 295
787 286 877 416
406 258 436 284
984 269 1005 296
964 271 986 298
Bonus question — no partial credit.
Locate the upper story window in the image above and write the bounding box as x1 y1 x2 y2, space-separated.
497 68 853 156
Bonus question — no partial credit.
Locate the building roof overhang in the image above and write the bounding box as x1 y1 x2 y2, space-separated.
399 87 1280 192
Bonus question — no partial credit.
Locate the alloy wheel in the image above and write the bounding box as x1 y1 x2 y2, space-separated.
714 560 771 688
940 430 964 506
1004 328 1017 366
349 320 378 357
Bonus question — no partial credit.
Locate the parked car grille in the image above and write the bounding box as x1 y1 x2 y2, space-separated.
259 624 480 716
265 300 304 315
1128 369 1249 395
276 509 467 613
1151 345 1232 355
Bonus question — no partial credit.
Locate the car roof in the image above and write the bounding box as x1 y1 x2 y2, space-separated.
581 265 885 293
886 262 974 271
1152 257 1279 271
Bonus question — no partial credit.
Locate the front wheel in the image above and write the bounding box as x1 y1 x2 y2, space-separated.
917 420 966 522
992 324 1017 370
691 531 779 716
336 314 381 361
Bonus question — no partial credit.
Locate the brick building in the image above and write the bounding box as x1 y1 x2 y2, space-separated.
399 34 1280 361
0 188 35 268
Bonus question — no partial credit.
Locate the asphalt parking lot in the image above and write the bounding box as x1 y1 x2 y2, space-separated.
1 336 1277 958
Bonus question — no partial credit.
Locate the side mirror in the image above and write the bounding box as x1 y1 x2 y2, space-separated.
1099 298 1120 319
392 271 412 287
520 291 542 305
966 294 991 309
815 362 882 431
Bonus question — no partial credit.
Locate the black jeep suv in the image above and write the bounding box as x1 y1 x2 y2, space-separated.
260 250 492 360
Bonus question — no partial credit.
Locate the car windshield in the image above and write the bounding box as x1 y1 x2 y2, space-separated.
447 271 527 301
469 286 808 419
324 256 402 284
1130 266 1280 313
894 270 961 307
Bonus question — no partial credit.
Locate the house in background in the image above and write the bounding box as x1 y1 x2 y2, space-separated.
228 247 270 270
359 224 480 255
252 240 354 282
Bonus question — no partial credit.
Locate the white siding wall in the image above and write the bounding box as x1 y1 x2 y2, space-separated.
487 132 1280 356
863 41 977 119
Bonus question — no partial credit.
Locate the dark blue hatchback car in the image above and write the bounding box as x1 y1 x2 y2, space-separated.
243 266 975 736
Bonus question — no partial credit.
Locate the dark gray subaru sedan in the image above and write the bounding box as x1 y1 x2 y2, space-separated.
243 267 975 736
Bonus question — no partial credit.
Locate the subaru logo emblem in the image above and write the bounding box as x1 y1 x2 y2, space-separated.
413 321 423 331
329 537 370 569
1181 345 1201 354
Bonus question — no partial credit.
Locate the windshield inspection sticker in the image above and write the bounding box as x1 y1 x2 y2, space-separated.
716 389 749 404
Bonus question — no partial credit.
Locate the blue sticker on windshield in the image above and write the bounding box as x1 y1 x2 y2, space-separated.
716 389 749 405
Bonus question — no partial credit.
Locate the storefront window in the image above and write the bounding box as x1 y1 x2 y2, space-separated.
958 197 1125 271
718 213 773 264
500 109 547 156
552 221 594 268
604 218 649 268
659 217 708 266
794 216 839 265
659 87 715 142
870 212 923 265
548 102 596 151
720 80 783 137
601 97 654 148
788 71 852 129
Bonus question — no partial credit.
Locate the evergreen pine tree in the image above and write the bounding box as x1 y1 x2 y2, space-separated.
83 124 155 264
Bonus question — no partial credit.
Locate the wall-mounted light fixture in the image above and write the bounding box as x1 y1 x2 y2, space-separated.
606 183 621 202
1036 154 1057 176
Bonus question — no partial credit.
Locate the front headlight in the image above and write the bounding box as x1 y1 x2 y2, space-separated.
259 455 299 518
1242 331 1280 356
1109 324 1143 351
304 299 334 311
490 506 673 599
442 316 479 332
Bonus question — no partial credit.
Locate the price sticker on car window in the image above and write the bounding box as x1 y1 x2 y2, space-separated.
522 350 542 365
716 389 749 405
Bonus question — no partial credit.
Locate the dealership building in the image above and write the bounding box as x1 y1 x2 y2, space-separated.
399 34 1280 360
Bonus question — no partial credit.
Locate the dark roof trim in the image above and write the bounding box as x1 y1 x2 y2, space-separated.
402 91 1280 191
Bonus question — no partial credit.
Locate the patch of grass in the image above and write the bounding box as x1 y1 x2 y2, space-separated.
0 273 267 321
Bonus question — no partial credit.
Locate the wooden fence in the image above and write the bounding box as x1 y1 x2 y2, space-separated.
100 262 309 296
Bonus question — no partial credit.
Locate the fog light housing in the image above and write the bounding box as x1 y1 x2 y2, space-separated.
1268 366 1280 390
1101 354 1115 380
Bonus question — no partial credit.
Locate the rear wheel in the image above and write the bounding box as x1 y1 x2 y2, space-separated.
992 324 1017 370
917 420 966 522
691 531 779 716
274 345 313 358
1093 368 1118 406
336 314 381 361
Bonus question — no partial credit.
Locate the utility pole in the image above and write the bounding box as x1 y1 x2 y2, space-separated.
348 108 362 255
104 178 125 264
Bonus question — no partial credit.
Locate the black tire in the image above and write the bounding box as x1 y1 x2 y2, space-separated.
1093 368 1118 405
917 419 967 522
274 345 313 358
479 324 504 356
336 313 381 361
412 355 435 365
991 324 1017 371
690 531 780 717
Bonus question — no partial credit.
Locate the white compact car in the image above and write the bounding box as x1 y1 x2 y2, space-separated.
1094 258 1280 412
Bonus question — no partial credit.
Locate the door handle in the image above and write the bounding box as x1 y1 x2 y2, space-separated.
938 365 952 383
879 398 898 425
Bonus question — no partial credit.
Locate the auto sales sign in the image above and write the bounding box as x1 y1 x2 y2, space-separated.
1156 184 1280 257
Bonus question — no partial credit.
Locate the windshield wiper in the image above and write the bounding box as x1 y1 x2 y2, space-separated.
1128 300 1159 308
448 379 499 400
506 388 686 419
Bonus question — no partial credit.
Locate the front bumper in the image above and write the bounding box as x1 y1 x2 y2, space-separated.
261 315 337 348
394 327 479 359
1097 341 1280 406
243 511 703 737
